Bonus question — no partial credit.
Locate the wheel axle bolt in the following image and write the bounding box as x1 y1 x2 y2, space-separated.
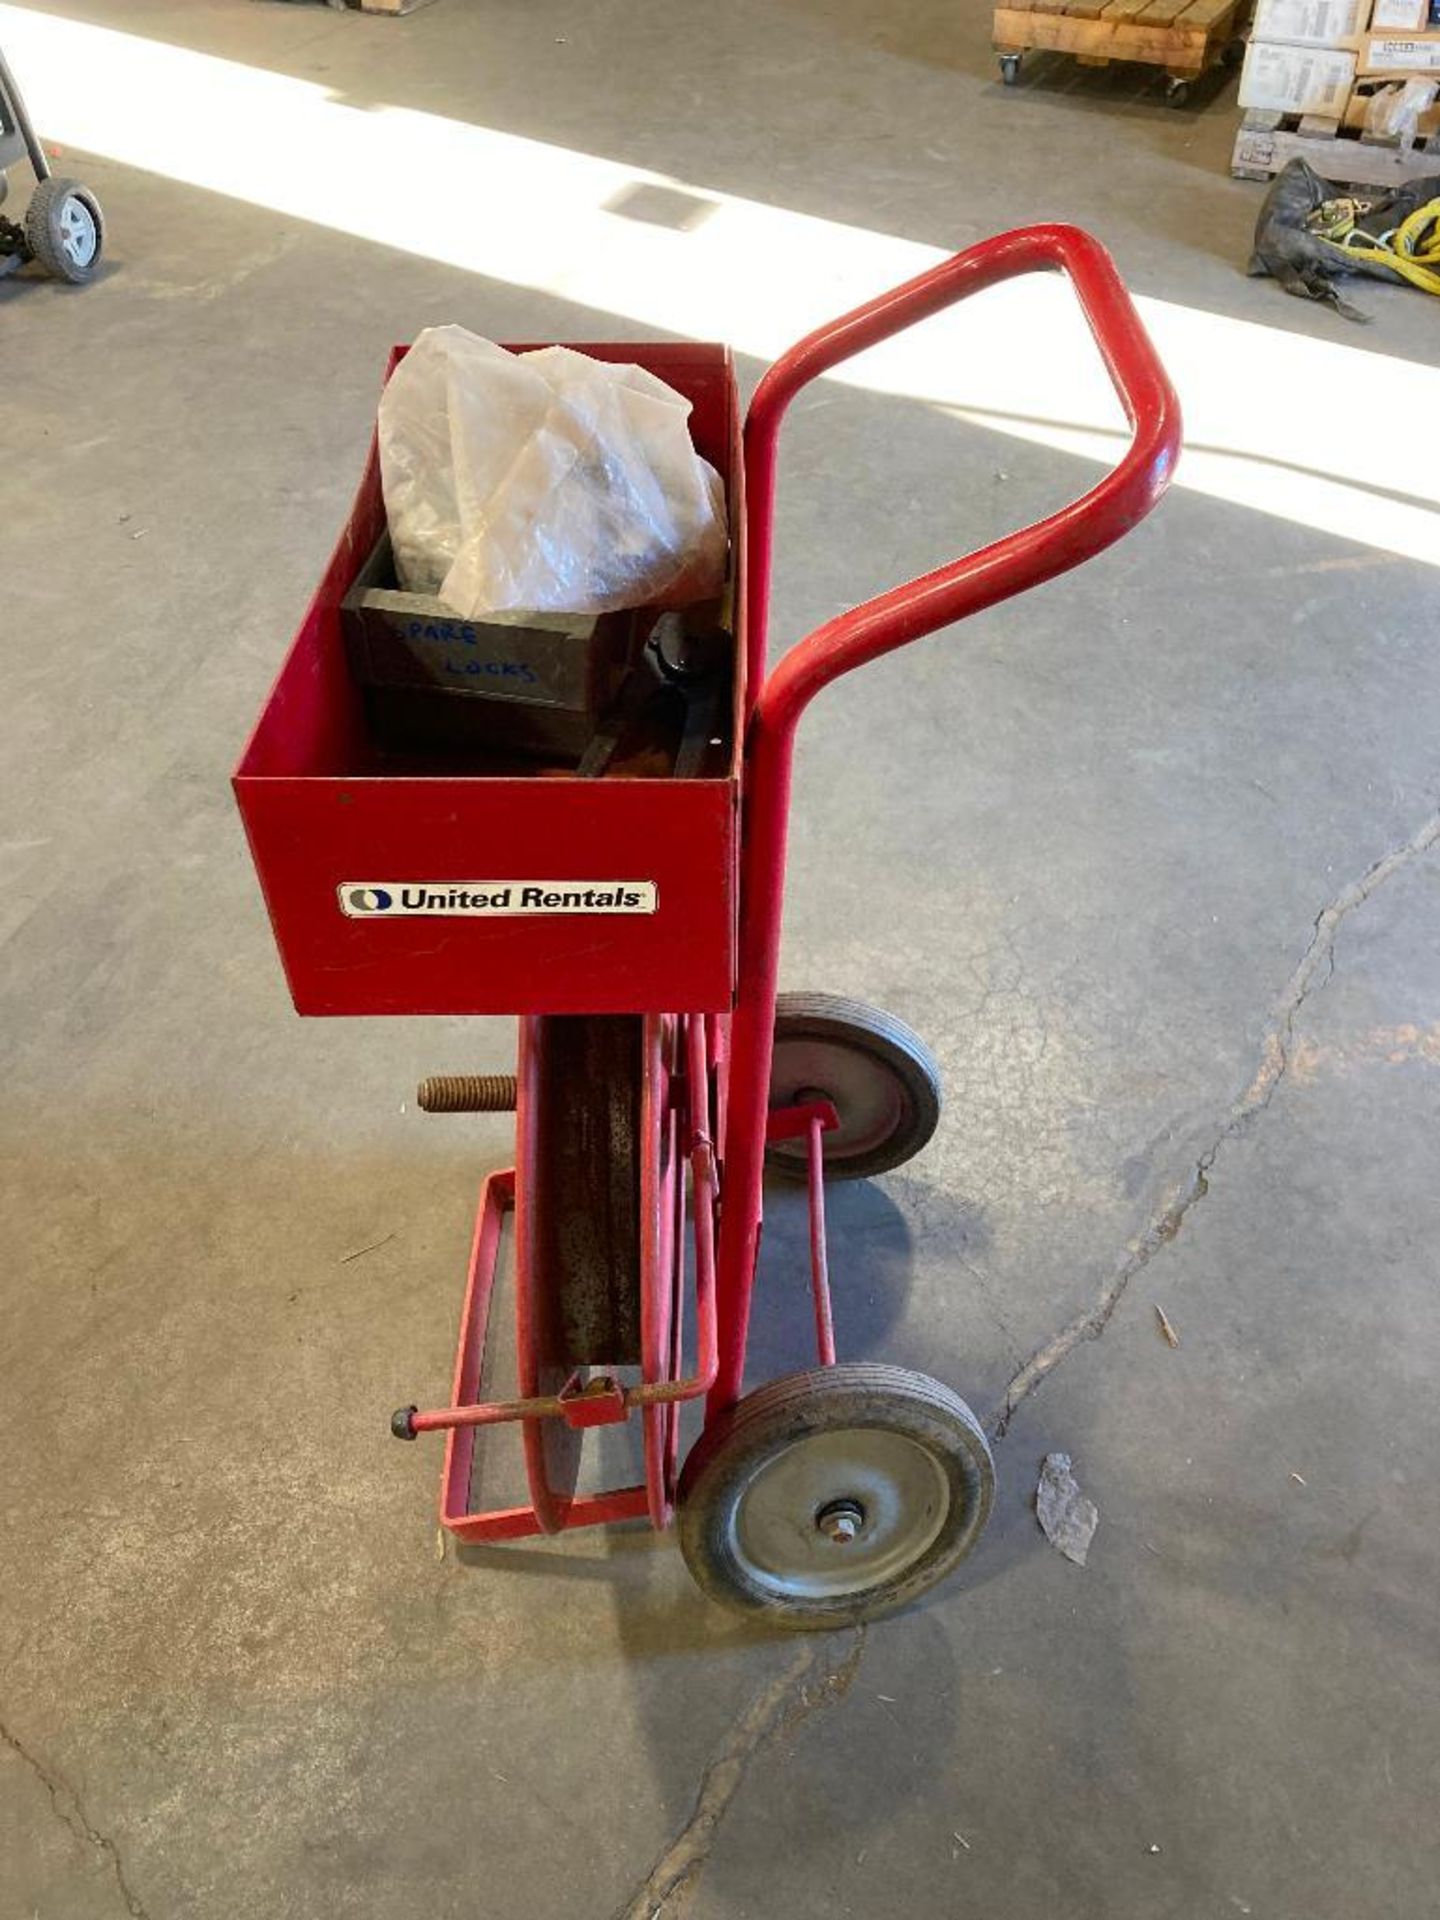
816 1499 865 1545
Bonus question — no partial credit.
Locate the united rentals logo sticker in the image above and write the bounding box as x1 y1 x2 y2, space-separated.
339 881 658 918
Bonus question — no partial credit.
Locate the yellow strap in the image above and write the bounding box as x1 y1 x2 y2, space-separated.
1395 200 1440 264
1325 197 1440 296
1337 245 1440 294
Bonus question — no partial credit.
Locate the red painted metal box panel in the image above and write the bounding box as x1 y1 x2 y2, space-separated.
234 343 744 1017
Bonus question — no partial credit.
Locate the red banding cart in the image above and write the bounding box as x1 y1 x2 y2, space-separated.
236 225 1179 1629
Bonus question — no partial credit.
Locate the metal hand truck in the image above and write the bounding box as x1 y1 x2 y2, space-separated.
0 46 104 284
236 224 1179 1629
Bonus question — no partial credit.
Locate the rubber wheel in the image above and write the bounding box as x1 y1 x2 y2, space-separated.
25 178 104 284
766 992 941 1181
678 1364 995 1630
1000 54 1022 84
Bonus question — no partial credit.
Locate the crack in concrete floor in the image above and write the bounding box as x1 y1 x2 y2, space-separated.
991 801 1440 1435
1 1711 151 1920
611 1630 867 1920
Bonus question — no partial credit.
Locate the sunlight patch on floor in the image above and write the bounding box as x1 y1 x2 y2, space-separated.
5 2 1437 564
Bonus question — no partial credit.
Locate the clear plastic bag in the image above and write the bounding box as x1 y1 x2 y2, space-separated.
377 326 728 620
1364 77 1438 145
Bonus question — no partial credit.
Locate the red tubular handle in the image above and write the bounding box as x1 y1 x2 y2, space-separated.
709 227 1178 1419
742 222 1181 727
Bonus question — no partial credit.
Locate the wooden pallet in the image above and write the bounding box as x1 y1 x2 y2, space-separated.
993 0 1247 96
1232 108 1440 184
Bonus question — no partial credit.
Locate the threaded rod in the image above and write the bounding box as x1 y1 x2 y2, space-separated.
416 1073 518 1114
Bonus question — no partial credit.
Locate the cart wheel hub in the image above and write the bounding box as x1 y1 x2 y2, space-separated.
59 196 98 269
815 1497 866 1545
732 1427 952 1600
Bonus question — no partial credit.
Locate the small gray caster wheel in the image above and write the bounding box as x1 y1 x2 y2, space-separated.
678 1364 996 1629
25 177 104 283
999 52 1022 84
1164 76 1192 105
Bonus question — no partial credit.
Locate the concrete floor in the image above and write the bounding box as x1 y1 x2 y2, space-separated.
3 1 1439 1915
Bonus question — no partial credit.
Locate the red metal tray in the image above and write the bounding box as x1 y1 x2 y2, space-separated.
234 343 745 1018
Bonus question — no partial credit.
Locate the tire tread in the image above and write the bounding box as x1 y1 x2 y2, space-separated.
24 177 104 284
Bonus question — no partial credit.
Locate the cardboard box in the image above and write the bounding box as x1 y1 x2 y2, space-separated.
1361 25 1440 64
1251 0 1366 45
1370 0 1428 32
1239 37 1358 109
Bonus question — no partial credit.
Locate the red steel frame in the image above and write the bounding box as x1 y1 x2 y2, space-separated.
428 1012 722 1540
403 223 1181 1541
